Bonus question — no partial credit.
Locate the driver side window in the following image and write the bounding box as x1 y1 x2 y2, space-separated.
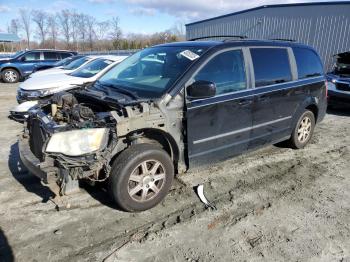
194 49 247 95
23 52 40 61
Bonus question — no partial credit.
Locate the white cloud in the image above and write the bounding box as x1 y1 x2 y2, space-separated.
129 7 156 16
88 0 115 3
0 5 11 13
125 0 326 21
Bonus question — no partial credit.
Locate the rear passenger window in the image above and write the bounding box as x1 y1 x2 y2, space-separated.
293 47 324 79
44 52 59 60
194 49 246 95
251 48 292 87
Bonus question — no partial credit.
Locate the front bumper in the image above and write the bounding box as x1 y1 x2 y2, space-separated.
19 136 57 184
328 89 350 106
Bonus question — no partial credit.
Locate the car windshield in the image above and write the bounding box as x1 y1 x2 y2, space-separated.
70 58 113 78
63 57 89 70
54 57 72 67
98 46 208 98
11 50 25 58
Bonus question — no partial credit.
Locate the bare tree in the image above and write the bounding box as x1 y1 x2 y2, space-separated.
19 9 31 48
58 9 71 48
96 20 110 41
70 11 81 50
110 17 122 49
8 19 20 35
47 14 58 48
32 10 48 46
85 15 96 51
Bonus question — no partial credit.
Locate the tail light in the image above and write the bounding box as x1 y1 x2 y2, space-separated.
325 80 328 98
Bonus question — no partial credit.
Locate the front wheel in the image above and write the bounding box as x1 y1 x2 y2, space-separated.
109 144 174 212
289 110 315 149
2 69 20 83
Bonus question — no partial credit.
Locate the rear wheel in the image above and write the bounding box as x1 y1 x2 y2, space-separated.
2 69 20 83
109 144 174 212
289 110 315 149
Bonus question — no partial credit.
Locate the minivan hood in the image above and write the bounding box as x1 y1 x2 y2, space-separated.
20 73 88 91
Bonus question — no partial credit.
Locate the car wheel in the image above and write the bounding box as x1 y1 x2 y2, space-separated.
109 143 174 212
2 69 20 83
289 110 315 149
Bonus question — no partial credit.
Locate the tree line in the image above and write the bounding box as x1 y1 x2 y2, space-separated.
6 9 185 52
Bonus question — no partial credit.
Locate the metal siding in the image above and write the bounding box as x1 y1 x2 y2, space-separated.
186 4 350 71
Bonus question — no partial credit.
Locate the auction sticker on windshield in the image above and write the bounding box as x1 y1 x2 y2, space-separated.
180 50 200 61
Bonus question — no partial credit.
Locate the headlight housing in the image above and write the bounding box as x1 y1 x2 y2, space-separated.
46 128 108 156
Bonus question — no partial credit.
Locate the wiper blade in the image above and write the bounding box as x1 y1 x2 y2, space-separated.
97 81 139 100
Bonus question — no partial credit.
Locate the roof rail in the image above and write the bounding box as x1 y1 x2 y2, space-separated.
189 35 248 41
269 38 296 42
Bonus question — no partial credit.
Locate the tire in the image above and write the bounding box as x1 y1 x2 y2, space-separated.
2 69 20 83
289 110 315 149
109 143 174 212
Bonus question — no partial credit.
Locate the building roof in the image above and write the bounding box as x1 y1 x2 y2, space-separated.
186 1 350 26
0 33 21 42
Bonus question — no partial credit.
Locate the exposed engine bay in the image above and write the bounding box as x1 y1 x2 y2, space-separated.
25 89 184 196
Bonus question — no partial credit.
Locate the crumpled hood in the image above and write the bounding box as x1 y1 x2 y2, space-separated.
19 73 87 91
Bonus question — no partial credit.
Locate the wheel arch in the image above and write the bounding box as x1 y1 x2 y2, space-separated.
111 128 180 172
1 66 22 78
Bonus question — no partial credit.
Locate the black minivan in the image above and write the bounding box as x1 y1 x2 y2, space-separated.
20 39 327 212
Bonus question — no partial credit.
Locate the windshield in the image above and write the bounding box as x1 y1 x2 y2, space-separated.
63 57 89 70
70 58 113 78
98 46 208 98
54 57 72 67
11 50 25 58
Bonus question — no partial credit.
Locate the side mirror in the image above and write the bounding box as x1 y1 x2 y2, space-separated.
187 80 216 100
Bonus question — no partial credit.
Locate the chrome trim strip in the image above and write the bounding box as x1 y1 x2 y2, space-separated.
189 129 291 159
189 76 324 109
193 116 292 145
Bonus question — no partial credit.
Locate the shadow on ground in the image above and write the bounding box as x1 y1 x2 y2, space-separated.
8 142 118 209
0 228 14 262
8 142 54 203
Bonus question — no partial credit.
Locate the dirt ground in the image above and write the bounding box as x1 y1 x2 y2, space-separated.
0 83 349 262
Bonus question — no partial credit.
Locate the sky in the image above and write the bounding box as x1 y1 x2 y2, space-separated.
0 0 346 35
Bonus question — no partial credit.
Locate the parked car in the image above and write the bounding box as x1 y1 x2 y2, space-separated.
29 55 94 78
19 40 327 212
0 49 77 83
326 51 350 107
32 55 85 73
11 55 128 119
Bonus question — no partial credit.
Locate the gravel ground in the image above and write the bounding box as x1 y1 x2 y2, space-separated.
0 83 349 262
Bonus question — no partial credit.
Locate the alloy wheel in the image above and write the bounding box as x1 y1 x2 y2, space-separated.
297 116 312 143
127 159 166 202
4 70 18 83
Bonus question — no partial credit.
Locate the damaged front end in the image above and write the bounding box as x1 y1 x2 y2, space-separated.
20 88 182 197
21 91 119 195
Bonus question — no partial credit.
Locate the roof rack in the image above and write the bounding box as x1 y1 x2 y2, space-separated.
189 35 248 41
269 38 296 42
